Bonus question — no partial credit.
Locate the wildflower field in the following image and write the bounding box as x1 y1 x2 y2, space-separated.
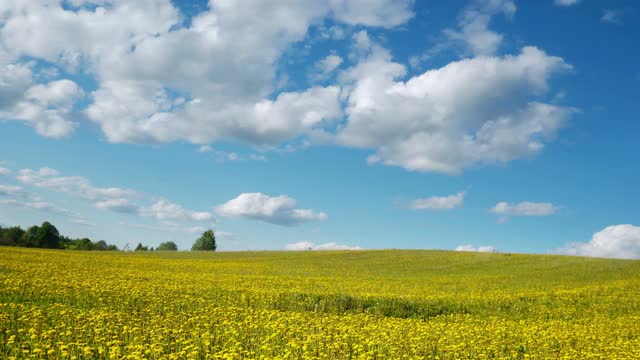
1 247 639 359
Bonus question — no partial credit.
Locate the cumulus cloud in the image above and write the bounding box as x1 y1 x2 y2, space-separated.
338 40 573 174
444 0 516 56
0 2 576 177
410 191 465 210
0 167 11 176
86 82 343 145
0 0 413 143
455 244 497 252
490 201 557 216
554 0 580 6
0 72 84 138
0 1 576 177
285 241 362 250
139 200 213 222
328 0 414 28
310 54 343 82
0 62 32 110
558 224 640 259
216 193 328 226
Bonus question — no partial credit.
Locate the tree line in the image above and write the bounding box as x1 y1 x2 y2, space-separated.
0 222 217 251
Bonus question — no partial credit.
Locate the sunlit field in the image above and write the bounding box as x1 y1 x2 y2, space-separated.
1 247 639 359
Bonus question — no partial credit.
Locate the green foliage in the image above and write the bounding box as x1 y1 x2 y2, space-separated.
191 229 216 251
0 221 118 251
0 226 24 246
36 222 61 249
16 222 62 248
157 241 178 251
73 238 94 251
134 243 149 251
20 225 41 248
94 240 108 251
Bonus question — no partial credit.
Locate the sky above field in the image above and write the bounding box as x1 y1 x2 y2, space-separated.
0 0 639 257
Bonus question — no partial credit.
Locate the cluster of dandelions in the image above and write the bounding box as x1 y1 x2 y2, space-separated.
1 247 639 359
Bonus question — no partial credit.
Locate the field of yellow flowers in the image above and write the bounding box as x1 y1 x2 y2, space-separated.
1 247 639 359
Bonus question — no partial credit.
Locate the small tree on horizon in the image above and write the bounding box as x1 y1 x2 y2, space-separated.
134 242 149 251
157 241 178 251
191 229 216 251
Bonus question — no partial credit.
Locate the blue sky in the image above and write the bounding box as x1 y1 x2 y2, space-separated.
0 0 639 257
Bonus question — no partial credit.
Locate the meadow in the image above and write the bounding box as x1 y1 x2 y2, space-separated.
1 247 639 359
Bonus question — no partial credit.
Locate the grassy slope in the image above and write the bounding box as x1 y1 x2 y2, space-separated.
2 248 640 358
2 248 639 319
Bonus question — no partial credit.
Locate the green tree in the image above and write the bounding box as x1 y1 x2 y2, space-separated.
36 222 61 249
75 238 94 251
20 225 41 247
93 240 108 251
134 243 149 251
157 241 178 251
0 226 25 246
191 229 216 251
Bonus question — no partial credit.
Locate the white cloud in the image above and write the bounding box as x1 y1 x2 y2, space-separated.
558 224 640 259
87 83 342 145
216 192 328 226
17 167 136 203
0 57 32 107
140 200 213 222
0 198 81 220
408 52 430 70
70 218 95 227
455 244 497 252
444 0 516 56
16 166 213 222
490 201 557 216
319 25 346 40
0 167 10 176
310 54 343 82
286 241 362 250
249 154 267 162
601 9 626 24
338 42 573 174
0 181 87 221
94 198 139 213
410 191 465 210
185 226 207 234
0 2 576 177
200 148 267 163
0 0 413 144
328 0 414 28
0 184 28 197
0 76 84 138
554 0 580 7
221 152 238 161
